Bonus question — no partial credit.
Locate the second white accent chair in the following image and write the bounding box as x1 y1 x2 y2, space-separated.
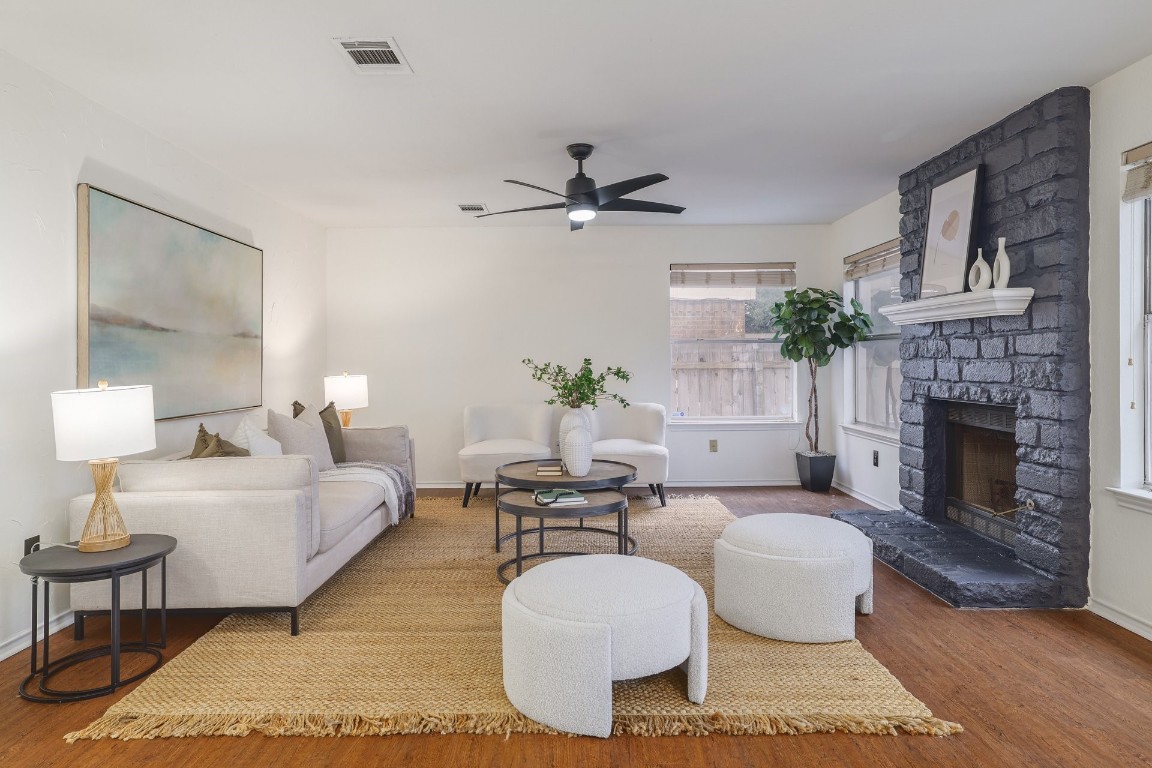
458 404 552 507
589 402 669 506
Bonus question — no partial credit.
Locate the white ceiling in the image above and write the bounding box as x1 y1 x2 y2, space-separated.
3 1 1152 228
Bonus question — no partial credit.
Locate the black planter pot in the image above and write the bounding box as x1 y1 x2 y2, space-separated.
796 452 836 493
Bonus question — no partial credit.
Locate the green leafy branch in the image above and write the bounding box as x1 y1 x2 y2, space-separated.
522 357 632 410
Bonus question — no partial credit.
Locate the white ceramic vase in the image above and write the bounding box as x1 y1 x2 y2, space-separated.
558 408 593 476
968 247 992 291
561 425 593 477
992 237 1011 289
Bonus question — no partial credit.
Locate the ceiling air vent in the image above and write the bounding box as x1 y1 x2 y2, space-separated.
459 204 488 214
332 38 413 75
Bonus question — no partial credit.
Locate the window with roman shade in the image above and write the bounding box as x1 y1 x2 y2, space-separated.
844 239 903 432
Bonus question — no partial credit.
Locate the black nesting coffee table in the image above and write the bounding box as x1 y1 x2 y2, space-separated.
18 533 176 702
495 488 637 584
493 459 637 551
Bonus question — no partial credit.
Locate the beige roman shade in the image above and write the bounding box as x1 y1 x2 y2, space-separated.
843 238 901 280
669 262 796 287
1122 140 1152 204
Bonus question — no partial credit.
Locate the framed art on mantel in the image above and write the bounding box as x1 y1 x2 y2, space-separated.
77 184 263 420
919 165 983 298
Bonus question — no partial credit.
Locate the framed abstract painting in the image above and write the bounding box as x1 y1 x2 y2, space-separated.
919 165 983 298
77 184 263 420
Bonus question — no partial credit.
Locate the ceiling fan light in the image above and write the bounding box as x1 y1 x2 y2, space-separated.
567 204 597 222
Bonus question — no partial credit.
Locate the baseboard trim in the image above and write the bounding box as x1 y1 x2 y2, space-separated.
0 609 73 663
831 481 899 510
1088 597 1152 642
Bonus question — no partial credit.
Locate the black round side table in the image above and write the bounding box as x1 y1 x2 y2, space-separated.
18 533 176 703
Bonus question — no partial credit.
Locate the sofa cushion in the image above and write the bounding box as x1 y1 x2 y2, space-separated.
269 407 335 471
316 481 386 554
230 415 283 456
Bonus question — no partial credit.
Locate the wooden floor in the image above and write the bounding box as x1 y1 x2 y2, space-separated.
2 487 1150 768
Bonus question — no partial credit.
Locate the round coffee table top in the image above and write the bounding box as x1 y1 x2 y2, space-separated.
19 534 177 579
497 489 627 520
496 459 637 490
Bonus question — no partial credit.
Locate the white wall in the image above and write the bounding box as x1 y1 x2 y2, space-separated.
828 192 903 509
1087 51 1152 640
0 50 328 658
325 224 838 485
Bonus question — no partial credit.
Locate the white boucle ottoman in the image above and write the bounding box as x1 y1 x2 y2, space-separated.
501 554 708 738
714 513 873 643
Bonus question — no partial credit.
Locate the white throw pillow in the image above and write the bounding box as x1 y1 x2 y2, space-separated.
230 415 284 457
267 408 335 471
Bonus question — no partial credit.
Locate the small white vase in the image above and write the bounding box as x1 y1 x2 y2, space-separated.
968 247 992 291
561 425 593 477
992 237 1011 289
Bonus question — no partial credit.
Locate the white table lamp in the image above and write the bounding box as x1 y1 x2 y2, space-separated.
51 381 156 552
324 373 369 427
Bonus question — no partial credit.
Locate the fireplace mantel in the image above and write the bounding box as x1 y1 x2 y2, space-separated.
878 288 1034 326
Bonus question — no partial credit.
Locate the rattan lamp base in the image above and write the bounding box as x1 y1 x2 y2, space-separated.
78 458 132 553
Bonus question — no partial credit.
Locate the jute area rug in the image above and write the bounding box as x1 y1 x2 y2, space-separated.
67 495 961 740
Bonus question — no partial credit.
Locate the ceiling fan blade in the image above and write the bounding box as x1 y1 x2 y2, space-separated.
504 179 578 202
598 198 685 215
475 202 566 218
570 219 585 232
593 173 669 205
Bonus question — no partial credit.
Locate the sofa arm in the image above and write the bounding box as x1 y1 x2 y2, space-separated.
68 489 311 612
342 425 414 480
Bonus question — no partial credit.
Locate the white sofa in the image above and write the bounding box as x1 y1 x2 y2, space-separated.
67 425 414 635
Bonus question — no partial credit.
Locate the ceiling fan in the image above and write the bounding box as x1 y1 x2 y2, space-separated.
476 143 685 231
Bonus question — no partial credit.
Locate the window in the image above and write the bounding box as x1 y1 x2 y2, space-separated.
1121 143 1152 487
845 240 903 432
669 263 796 420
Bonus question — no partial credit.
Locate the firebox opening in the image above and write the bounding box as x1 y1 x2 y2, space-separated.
945 403 1019 546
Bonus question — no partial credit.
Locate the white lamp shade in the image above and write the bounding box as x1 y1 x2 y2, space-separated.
51 385 156 461
324 374 369 410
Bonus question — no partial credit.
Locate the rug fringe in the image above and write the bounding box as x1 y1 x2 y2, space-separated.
65 710 960 742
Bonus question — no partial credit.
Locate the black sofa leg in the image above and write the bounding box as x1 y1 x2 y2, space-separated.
290 608 299 636
463 483 474 507
657 484 667 506
74 611 85 641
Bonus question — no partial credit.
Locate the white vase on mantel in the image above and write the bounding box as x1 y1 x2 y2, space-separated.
968 248 992 291
992 237 1011 289
558 408 593 477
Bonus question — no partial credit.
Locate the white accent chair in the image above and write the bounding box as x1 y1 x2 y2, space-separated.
458 404 552 507
588 402 669 506
502 554 708 737
714 513 874 643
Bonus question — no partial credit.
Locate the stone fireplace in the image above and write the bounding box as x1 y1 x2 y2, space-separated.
835 87 1091 608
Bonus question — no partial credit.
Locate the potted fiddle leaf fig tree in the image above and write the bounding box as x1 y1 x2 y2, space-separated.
767 287 872 492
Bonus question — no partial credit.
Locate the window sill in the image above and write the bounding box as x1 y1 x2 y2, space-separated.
669 420 801 432
840 423 901 447
1105 487 1152 518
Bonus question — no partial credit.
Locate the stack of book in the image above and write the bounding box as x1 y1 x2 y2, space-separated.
536 460 564 477
533 489 587 506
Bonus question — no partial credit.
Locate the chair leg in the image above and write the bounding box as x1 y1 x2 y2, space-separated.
648 484 658 496
463 483 474 508
473 483 481 498
657 484 667 506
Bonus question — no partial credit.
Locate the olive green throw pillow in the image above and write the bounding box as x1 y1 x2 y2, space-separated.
197 434 251 458
188 423 250 459
290 400 346 464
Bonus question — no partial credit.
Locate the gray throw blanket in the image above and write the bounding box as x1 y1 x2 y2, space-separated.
321 461 416 522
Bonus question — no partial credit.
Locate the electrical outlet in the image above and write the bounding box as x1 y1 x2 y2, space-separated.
23 535 40 557
708 439 718 453
872 450 880 467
